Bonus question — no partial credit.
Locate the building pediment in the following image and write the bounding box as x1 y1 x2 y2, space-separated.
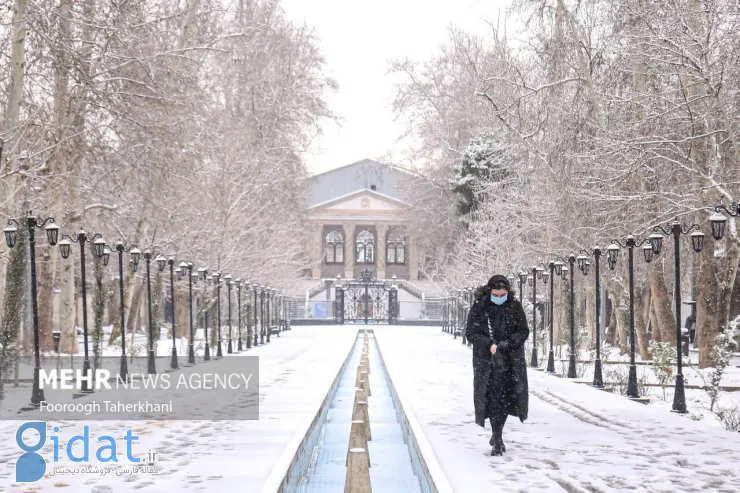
308 189 409 216
308 159 413 207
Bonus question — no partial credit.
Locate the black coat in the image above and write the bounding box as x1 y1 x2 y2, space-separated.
465 287 530 427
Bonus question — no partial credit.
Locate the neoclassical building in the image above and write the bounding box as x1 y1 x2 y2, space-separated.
306 159 421 280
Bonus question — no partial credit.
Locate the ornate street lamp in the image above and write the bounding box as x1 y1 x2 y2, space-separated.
114 242 139 382
577 247 605 388
4 212 59 406
212 272 223 358
260 285 266 344
225 274 234 354
652 218 705 413
518 271 527 302
167 257 179 370
179 262 197 364
236 278 243 351
252 282 260 346
197 266 210 361
555 255 577 378
59 230 106 392
608 235 655 398
142 250 166 375
545 261 556 373
266 286 272 343
245 281 253 349
529 265 546 368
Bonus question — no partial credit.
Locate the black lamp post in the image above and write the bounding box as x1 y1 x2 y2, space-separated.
245 282 253 349
253 283 259 346
608 235 656 398
652 219 705 413
4 212 59 406
577 247 605 388
225 274 233 354
166 257 179 370
266 286 272 343
114 243 140 381
518 271 527 304
546 261 557 373
554 255 577 378
58 230 106 392
179 262 197 364
237 279 243 351
196 267 210 361
212 272 223 358
142 250 165 375
260 285 267 344
529 266 544 367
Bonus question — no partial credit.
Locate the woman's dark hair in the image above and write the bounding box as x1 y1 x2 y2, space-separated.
479 275 517 301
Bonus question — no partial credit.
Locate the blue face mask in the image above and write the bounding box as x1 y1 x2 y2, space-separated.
490 294 508 305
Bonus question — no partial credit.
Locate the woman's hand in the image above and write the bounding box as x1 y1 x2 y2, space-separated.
490 344 497 355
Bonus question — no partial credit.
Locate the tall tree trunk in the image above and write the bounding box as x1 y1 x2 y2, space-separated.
175 285 189 338
37 246 56 352
58 246 77 354
92 255 105 372
152 271 163 349
606 302 617 346
650 259 676 345
126 278 144 357
731 270 740 322
0 226 27 398
585 281 596 349
635 282 651 360
717 245 740 331
108 276 121 344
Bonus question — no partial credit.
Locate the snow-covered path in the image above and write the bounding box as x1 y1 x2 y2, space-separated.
1 327 357 493
374 326 740 493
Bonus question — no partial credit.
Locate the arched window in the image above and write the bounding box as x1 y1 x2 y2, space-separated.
324 230 344 264
386 227 406 265
355 229 375 263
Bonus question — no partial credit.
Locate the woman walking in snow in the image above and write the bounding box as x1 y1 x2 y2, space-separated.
465 274 529 456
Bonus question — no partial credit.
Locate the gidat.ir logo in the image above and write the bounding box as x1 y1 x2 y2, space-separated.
14 421 147 483
15 421 47 482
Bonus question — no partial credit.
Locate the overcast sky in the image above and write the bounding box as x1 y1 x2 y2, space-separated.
280 0 511 175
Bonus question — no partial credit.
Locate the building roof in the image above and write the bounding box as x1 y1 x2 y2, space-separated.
308 159 413 207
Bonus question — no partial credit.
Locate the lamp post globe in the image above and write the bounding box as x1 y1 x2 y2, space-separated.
642 243 654 264
45 222 60 245
690 231 705 253
709 211 728 241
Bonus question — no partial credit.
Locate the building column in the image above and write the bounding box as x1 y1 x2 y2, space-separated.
377 224 389 279
311 226 323 279
408 235 419 280
344 224 355 279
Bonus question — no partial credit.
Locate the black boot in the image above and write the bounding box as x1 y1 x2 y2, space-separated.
490 430 503 456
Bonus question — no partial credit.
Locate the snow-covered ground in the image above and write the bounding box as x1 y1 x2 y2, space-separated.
539 341 740 430
5 324 740 493
1 326 357 492
374 326 740 493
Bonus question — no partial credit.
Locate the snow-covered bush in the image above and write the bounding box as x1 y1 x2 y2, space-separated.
706 316 740 413
604 364 650 398
715 405 740 432
649 341 676 400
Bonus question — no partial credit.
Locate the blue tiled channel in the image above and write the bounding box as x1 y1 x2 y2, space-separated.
296 333 424 493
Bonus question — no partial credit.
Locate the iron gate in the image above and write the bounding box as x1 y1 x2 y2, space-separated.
342 269 394 324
